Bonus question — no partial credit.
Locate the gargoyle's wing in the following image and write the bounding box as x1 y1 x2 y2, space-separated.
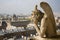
40 2 56 32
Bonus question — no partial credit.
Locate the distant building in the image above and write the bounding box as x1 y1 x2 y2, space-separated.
11 14 18 22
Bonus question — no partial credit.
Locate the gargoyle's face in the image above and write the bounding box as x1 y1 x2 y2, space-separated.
31 11 38 21
31 12 37 19
31 11 44 23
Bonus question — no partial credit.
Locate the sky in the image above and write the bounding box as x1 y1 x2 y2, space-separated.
0 0 60 16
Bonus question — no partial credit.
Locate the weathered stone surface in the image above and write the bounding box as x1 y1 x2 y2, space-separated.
31 5 44 36
31 2 57 38
40 2 57 37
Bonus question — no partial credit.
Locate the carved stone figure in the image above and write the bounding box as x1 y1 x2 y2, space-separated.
31 5 44 23
40 2 57 37
31 5 44 35
31 2 57 38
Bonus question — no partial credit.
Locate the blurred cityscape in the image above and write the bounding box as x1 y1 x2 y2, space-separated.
0 14 60 40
